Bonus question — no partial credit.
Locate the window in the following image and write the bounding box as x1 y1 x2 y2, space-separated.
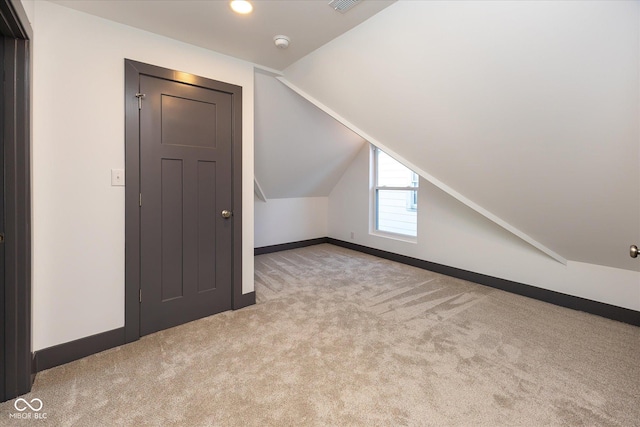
373 146 418 237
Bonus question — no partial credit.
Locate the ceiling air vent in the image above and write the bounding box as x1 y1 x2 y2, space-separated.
328 0 361 14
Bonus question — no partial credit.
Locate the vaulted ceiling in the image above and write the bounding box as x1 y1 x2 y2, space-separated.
50 0 639 272
283 0 639 271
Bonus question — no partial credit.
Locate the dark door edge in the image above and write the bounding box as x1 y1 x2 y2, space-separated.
124 59 142 344
1 0 31 39
1 0 32 403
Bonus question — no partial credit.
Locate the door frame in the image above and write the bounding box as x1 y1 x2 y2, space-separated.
1 0 32 402
124 60 245 343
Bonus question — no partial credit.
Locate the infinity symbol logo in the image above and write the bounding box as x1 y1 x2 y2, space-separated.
14 398 43 412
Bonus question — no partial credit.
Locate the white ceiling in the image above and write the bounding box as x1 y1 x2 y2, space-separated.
50 0 396 71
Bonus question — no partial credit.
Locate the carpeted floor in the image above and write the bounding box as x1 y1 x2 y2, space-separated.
1 244 639 426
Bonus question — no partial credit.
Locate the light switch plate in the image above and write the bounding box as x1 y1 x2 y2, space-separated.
111 169 125 186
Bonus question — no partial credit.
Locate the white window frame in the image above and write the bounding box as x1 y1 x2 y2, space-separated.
371 146 418 242
407 172 419 211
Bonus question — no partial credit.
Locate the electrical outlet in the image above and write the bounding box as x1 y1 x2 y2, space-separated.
350 231 355 239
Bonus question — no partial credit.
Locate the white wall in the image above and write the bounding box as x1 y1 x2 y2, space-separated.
254 197 328 248
254 71 364 199
31 1 255 351
285 0 640 272
20 0 34 25
330 145 640 311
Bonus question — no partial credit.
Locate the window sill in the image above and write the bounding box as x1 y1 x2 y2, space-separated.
370 230 417 244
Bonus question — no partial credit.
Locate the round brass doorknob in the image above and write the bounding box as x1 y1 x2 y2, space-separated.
221 210 232 219
631 245 639 259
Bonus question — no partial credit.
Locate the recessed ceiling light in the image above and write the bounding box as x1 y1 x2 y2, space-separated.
230 1 253 14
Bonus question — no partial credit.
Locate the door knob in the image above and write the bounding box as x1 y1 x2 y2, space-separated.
631 245 639 259
221 210 232 219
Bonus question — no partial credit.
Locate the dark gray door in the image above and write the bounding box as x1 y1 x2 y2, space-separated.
139 75 233 336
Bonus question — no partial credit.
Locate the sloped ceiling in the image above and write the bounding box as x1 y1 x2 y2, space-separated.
284 1 640 271
254 71 365 198
50 0 395 70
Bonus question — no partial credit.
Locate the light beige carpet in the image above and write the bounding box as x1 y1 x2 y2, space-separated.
1 244 638 426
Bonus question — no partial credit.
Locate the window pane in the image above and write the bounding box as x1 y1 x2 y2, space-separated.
376 189 417 236
377 150 418 187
